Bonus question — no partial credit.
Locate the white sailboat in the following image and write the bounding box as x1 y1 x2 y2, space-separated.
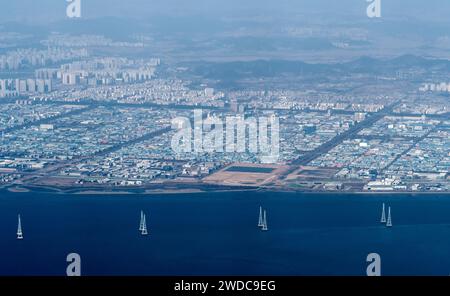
386 206 392 227
380 203 386 223
261 210 268 231
17 214 23 240
258 206 264 227
141 214 148 235
139 210 144 231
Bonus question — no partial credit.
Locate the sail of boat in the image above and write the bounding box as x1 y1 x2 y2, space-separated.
386 206 392 227
261 210 268 231
139 210 144 231
17 214 23 240
141 214 148 235
380 203 386 223
258 206 264 227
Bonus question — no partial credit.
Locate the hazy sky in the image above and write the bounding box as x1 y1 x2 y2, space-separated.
1 0 450 23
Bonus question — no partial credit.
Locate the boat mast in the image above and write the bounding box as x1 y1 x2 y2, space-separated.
258 206 264 227
386 207 392 227
139 210 144 231
380 203 386 223
17 214 23 240
262 210 268 231
141 214 148 235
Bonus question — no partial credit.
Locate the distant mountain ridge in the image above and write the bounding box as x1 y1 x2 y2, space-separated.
187 55 450 79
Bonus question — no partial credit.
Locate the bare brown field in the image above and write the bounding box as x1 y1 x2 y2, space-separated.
285 166 339 182
203 163 289 187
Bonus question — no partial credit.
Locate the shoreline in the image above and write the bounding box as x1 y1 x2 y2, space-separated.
3 184 450 196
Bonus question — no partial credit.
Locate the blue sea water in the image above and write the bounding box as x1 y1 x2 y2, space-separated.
1 190 450 276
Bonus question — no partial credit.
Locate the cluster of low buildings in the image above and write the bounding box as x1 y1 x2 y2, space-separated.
229 89 392 112
394 101 449 115
309 115 449 192
311 138 414 180
42 79 225 107
386 127 450 183
0 103 83 131
279 111 356 161
359 116 439 138
60 129 223 186
0 107 172 176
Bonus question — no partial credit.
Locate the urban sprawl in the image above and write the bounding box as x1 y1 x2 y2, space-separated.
0 33 449 194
